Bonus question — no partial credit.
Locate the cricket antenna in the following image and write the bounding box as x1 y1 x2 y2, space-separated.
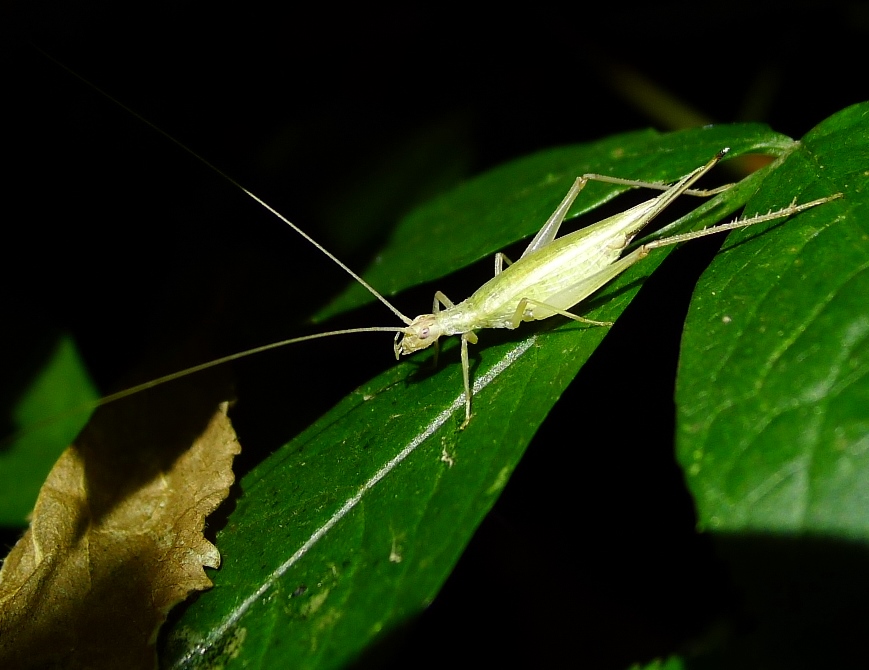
87 326 412 406
34 45 414 327
1 325 411 449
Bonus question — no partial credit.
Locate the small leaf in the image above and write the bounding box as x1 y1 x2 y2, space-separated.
0 334 98 526
0 374 239 670
672 102 869 668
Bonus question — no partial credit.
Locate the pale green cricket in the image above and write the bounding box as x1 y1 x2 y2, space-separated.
37 55 842 429
86 147 840 429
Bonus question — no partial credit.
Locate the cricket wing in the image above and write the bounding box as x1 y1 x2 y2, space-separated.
525 246 647 320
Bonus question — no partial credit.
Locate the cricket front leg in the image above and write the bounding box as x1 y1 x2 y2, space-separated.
458 331 477 429
430 290 457 367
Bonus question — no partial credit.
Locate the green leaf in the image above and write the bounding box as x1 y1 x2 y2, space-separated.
160 120 852 668
676 103 869 535
671 103 869 668
0 334 97 526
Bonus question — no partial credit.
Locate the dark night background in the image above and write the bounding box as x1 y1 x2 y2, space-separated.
2 2 866 667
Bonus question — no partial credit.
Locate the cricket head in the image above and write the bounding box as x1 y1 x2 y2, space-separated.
394 314 444 358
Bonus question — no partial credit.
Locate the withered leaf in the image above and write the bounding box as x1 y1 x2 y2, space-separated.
0 374 240 670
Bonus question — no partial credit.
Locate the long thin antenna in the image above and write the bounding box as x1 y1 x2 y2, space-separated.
35 46 413 326
92 327 410 406
1 325 409 449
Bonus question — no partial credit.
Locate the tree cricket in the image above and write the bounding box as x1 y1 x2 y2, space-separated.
77 145 840 430
9 51 841 435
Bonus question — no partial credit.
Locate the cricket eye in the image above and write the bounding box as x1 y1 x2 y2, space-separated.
420 327 430 339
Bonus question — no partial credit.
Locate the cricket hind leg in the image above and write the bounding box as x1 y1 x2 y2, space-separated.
508 191 844 330
520 156 732 262
640 194 844 251
582 173 733 197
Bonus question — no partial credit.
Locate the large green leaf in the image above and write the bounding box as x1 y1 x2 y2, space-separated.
676 104 869 535
159 117 856 668
6 51 861 663
669 106 869 667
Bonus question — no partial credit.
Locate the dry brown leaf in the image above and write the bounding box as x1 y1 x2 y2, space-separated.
0 374 240 670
